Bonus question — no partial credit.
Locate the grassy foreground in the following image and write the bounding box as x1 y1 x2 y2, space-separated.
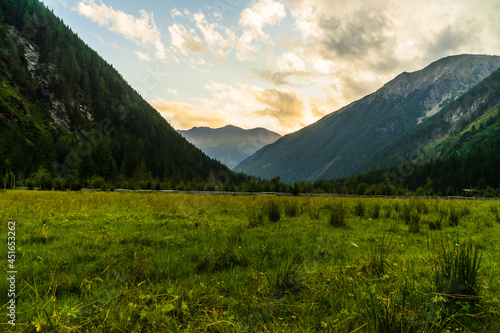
1 191 499 332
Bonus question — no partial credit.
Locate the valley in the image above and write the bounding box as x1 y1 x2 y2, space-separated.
1 1 500 332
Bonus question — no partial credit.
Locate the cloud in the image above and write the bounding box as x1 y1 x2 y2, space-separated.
166 9 259 63
287 0 398 67
253 88 307 128
206 82 307 129
253 50 319 86
165 0 287 67
310 99 330 118
134 51 151 61
254 68 310 86
425 25 478 61
168 23 206 54
170 8 182 18
153 98 227 129
239 0 287 44
77 0 166 61
167 87 178 95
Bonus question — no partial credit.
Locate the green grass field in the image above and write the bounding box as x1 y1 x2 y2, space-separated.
1 191 499 332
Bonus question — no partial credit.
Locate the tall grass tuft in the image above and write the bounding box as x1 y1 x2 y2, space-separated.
308 207 321 220
448 207 460 227
366 291 414 333
353 201 366 218
414 199 429 214
434 240 482 307
265 200 282 223
400 203 412 225
408 212 420 233
284 200 299 217
364 233 396 277
248 209 264 227
428 218 443 231
490 205 500 224
369 203 381 219
329 201 347 227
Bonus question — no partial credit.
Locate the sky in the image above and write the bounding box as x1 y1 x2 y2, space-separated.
39 0 500 135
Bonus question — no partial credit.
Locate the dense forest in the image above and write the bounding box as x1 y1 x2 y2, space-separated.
0 0 248 190
307 136 500 198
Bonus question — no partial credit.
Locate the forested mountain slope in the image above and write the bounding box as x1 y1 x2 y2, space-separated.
0 0 233 189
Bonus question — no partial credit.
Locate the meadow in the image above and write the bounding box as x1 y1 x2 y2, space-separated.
0 190 499 332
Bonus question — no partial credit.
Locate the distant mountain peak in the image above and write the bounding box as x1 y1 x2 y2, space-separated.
179 125 281 169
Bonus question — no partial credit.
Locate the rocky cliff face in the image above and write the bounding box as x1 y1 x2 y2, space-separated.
381 55 500 122
9 26 74 132
363 65 500 171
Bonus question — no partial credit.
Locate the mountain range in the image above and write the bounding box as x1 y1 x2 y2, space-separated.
178 125 281 169
235 54 500 183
